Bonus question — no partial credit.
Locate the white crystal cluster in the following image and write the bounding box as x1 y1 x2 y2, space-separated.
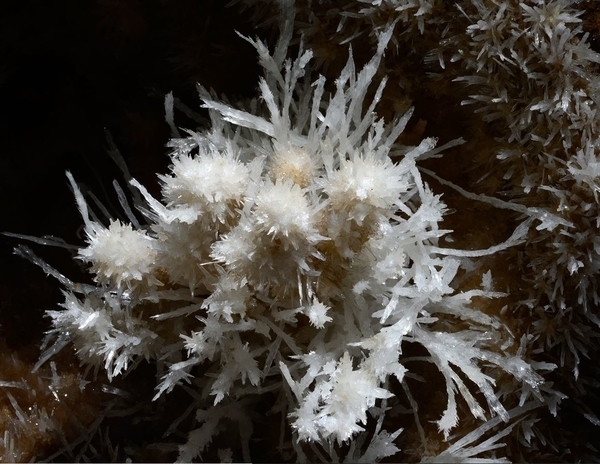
28 12 554 461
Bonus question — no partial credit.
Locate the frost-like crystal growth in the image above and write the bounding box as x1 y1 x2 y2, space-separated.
78 219 158 288
25 6 554 462
160 149 249 223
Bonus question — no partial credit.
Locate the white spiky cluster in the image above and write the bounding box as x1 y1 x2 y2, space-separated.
26 2 587 461
78 219 158 289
